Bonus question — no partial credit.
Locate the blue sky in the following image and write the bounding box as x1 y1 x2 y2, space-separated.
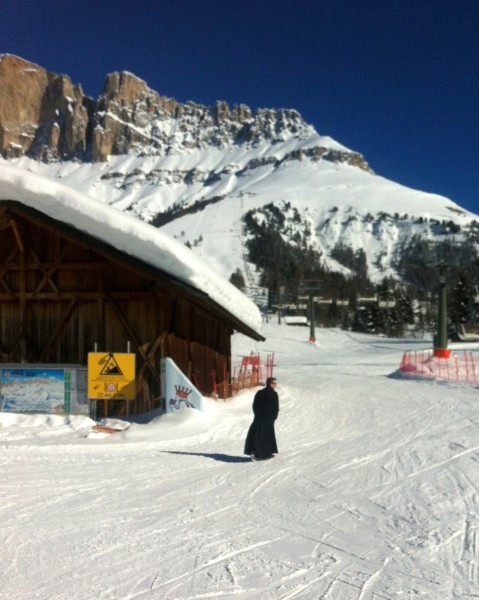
2 0 479 215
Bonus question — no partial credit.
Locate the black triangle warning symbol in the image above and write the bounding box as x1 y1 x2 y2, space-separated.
100 354 123 376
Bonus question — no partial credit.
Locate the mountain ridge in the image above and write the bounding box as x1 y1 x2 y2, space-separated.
0 53 369 169
1 53 478 325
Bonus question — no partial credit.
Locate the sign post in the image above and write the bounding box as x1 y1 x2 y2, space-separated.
308 293 316 342
422 241 463 359
301 280 321 343
434 268 450 358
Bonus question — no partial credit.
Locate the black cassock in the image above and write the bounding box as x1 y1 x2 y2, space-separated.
244 385 279 458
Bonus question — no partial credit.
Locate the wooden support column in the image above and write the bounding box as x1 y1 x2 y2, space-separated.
10 219 27 362
40 298 78 362
97 265 105 350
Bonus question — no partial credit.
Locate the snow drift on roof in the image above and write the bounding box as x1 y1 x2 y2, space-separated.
0 163 262 335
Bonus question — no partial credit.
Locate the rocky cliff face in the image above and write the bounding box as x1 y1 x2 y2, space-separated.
0 54 371 171
0 54 91 160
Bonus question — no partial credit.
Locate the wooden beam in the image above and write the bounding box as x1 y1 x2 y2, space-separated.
0 247 18 296
29 246 63 295
105 294 163 388
39 298 78 361
5 262 103 271
97 264 105 350
0 291 159 301
18 231 26 362
0 337 9 361
136 334 164 381
9 218 25 254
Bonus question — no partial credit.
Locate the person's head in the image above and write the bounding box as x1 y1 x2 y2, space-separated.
266 377 277 388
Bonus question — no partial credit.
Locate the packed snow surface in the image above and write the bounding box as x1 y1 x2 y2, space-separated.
1 322 479 599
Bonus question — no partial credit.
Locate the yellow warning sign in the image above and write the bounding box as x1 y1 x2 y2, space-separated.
88 352 136 400
100 354 123 376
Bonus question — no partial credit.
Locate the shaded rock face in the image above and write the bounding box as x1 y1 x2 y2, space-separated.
0 54 371 172
0 54 90 160
92 71 167 161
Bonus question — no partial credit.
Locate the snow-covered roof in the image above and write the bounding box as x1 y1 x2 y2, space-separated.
0 164 263 337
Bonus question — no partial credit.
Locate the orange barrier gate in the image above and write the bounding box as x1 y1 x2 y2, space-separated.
211 352 275 400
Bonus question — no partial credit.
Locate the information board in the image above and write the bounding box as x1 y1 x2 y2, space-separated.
0 366 88 414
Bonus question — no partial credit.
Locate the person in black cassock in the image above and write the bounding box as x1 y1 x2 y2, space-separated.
244 377 279 460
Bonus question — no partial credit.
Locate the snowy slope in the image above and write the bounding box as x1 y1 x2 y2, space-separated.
2 56 477 289
5 121 477 286
1 323 479 598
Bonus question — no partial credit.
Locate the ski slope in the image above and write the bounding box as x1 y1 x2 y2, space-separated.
1 323 479 599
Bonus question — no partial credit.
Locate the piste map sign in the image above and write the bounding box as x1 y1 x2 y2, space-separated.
87 352 136 400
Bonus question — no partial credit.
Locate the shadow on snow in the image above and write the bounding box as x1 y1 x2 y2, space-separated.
161 450 251 463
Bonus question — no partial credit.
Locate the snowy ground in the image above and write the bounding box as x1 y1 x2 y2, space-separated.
1 323 479 599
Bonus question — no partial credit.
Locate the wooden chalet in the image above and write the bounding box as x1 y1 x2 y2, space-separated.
0 169 263 416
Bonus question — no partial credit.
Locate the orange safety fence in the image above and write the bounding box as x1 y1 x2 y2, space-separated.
211 352 275 400
399 349 479 384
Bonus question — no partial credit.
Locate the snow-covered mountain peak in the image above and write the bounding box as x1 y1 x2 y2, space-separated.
1 55 478 312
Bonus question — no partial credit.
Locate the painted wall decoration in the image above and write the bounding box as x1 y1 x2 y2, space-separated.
161 358 202 413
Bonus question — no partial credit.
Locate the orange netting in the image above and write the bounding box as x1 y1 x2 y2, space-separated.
399 349 479 384
211 352 275 400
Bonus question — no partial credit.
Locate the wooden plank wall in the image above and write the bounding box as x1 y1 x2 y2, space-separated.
0 209 233 415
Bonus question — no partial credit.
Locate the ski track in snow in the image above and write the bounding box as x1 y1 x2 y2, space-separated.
2 324 479 598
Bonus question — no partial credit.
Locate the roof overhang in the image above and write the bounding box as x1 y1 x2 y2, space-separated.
0 200 265 341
